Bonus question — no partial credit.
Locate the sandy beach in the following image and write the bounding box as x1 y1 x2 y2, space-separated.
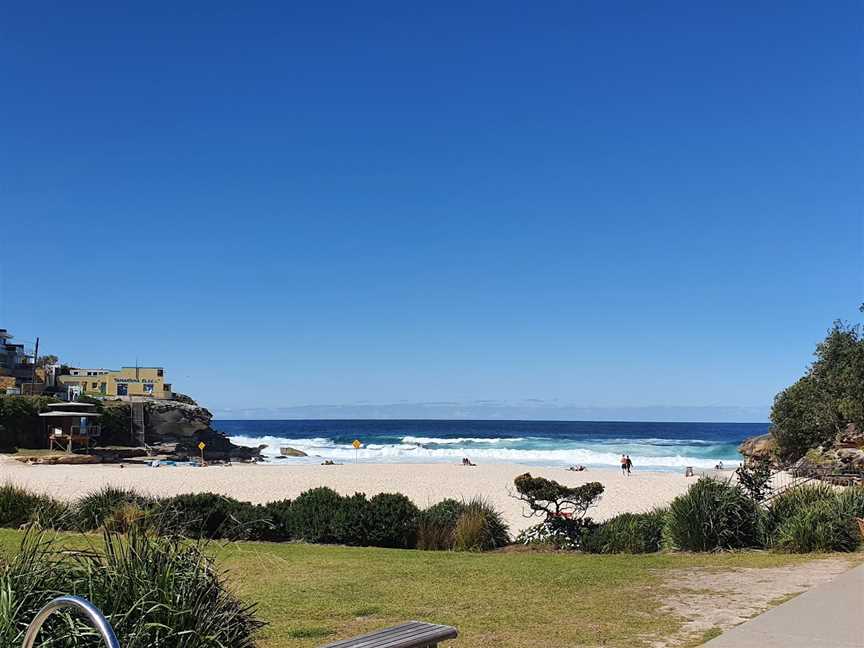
0 458 719 533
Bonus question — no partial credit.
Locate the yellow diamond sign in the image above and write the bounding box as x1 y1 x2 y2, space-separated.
352 439 361 449
198 441 206 450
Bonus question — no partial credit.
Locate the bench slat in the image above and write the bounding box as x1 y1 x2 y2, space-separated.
318 621 458 648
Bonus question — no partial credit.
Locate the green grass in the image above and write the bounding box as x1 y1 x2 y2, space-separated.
0 529 851 648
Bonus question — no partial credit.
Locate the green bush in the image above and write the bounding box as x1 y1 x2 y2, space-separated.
833 484 864 519
452 497 509 551
366 493 419 549
775 498 860 553
0 483 73 529
155 493 267 540
585 508 667 554
516 516 597 550
664 478 760 551
332 493 371 546
763 483 835 544
76 486 154 531
289 487 343 544
417 499 465 550
261 499 293 541
0 527 265 647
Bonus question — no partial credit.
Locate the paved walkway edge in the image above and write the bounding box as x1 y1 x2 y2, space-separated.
702 562 864 647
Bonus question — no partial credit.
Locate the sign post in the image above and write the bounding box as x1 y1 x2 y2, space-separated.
198 441 206 466
352 439 361 464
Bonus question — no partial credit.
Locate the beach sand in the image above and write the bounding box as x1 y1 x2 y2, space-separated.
0 458 720 533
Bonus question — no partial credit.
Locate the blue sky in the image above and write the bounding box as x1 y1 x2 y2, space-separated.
2 1 861 420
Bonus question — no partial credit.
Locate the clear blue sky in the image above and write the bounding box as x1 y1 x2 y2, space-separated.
2 1 861 420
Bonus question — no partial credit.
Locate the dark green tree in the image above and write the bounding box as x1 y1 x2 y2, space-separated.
770 321 864 461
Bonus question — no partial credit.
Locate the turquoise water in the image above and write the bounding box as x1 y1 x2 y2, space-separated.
218 419 763 471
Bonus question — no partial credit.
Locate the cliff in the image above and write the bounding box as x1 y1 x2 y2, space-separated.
739 424 864 475
143 399 262 460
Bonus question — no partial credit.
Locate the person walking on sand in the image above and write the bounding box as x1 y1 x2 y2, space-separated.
625 455 633 475
620 454 627 475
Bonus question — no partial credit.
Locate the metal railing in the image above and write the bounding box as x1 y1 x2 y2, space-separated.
22 596 120 648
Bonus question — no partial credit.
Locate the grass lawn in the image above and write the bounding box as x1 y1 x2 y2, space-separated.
0 529 853 648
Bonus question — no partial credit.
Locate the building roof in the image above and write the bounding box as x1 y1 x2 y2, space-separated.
46 402 97 410
38 411 102 417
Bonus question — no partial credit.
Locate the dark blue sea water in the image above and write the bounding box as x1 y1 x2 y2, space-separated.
216 419 766 471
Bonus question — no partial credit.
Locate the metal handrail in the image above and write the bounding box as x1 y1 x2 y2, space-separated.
22 596 120 648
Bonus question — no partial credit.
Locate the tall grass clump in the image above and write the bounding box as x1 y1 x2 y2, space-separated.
585 508 667 554
762 482 835 545
832 484 864 520
774 498 860 553
0 483 74 531
452 497 510 552
155 493 269 540
75 486 153 531
664 478 759 551
0 526 265 647
84 526 265 647
417 499 465 550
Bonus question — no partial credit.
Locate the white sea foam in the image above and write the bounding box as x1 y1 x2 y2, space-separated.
229 434 738 470
400 436 521 445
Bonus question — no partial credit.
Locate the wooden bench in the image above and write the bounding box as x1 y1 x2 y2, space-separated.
318 621 458 648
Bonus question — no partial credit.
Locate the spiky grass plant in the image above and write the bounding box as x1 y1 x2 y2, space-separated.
774 498 860 553
0 525 265 647
585 508 667 554
452 497 510 551
663 477 760 551
75 486 153 531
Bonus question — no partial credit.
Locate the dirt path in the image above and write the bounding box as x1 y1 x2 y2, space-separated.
648 557 859 647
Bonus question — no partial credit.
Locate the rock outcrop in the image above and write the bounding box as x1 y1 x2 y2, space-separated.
741 423 864 479
141 400 262 461
738 433 777 461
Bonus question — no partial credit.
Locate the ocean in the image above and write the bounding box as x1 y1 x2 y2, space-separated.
218 419 766 471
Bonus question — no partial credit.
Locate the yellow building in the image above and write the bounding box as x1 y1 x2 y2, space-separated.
59 366 173 399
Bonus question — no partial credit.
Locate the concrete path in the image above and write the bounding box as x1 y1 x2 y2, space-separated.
702 563 863 647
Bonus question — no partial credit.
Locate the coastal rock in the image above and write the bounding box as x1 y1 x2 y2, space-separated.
279 446 307 457
738 433 777 460
145 400 212 443
837 423 864 448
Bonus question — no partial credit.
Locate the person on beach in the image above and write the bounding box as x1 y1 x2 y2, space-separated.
620 454 627 475
625 455 633 475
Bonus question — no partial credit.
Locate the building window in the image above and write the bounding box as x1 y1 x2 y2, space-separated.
91 382 98 389
100 383 106 394
157 369 163 377
117 384 128 396
143 383 154 394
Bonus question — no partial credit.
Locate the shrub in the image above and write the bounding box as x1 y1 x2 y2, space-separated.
155 493 265 540
452 497 509 551
774 498 860 553
0 527 265 647
76 486 153 531
516 516 597 550
585 508 667 554
366 493 419 549
289 487 343 544
261 499 293 541
763 483 835 545
514 473 604 520
664 478 760 551
29 496 77 531
417 499 465 550
0 483 63 528
332 493 371 546
735 457 774 503
832 484 864 520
